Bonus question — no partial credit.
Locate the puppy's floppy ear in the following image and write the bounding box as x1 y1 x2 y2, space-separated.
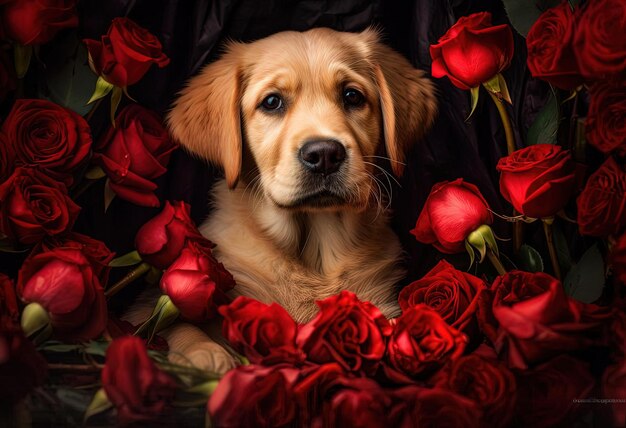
167 43 243 188
365 29 437 177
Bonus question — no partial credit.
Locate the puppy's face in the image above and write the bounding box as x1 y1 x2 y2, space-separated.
168 28 436 212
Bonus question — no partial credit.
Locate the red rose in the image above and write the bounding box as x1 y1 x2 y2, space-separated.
611 232 626 285
1 0 78 45
0 167 80 245
526 2 584 90
577 157 626 237
386 304 467 378
574 0 626 81
516 355 595 428
83 17 169 88
296 291 392 374
585 83 626 155
219 296 302 365
398 260 486 336
102 336 177 426
160 242 235 323
430 12 513 90
0 47 16 101
208 364 300 428
2 99 92 186
603 360 626 427
487 271 611 369
0 132 14 183
496 144 576 219
609 310 626 358
17 248 107 341
411 179 493 254
94 104 177 207
433 353 517 428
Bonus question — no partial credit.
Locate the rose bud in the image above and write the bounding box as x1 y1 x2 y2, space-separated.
219 296 302 365
574 0 626 82
399 259 486 337
83 17 170 88
487 271 611 369
515 355 595 428
602 360 626 427
386 304 467 378
296 291 392 374
2 99 92 186
526 2 584 90
0 167 80 245
585 83 626 156
208 364 299 428
160 242 235 323
135 200 207 269
433 353 517 428
0 0 78 45
496 144 576 219
93 104 177 207
430 12 513 90
411 179 493 254
17 248 107 342
577 157 626 237
102 336 177 426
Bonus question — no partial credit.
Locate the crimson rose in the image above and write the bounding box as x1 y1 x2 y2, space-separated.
2 99 92 186
611 232 626 285
1 0 78 45
102 336 177 426
430 12 513 90
603 360 626 427
208 364 299 428
526 1 584 90
0 132 14 184
487 271 611 369
585 83 626 155
84 17 169 88
386 304 467 378
577 157 626 237
296 291 392 374
497 144 575 219
94 104 177 207
574 0 626 81
398 259 486 335
160 242 235 323
411 178 493 254
219 296 302 364
17 248 107 342
0 167 80 245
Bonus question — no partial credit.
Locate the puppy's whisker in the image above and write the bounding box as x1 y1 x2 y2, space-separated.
363 160 402 188
362 155 407 166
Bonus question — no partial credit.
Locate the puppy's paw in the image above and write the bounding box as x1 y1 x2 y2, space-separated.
169 341 237 375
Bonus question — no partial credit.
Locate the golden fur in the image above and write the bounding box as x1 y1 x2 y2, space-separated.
127 27 436 372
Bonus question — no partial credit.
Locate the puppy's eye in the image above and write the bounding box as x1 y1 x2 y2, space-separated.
343 88 365 108
260 94 283 111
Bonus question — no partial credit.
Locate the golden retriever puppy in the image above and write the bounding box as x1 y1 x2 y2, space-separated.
127 27 436 372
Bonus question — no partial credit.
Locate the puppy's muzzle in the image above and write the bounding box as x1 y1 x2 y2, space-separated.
298 139 346 176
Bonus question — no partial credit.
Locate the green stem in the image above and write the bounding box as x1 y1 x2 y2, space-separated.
513 216 523 254
85 97 103 122
542 220 562 281
487 90 516 156
105 262 151 298
487 247 507 276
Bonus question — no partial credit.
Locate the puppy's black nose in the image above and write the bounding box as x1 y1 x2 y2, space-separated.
299 140 346 175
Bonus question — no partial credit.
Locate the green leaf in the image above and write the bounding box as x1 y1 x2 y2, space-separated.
104 179 116 212
501 0 560 37
84 388 113 423
87 76 114 104
517 244 544 273
38 32 99 116
552 222 574 275
84 165 107 180
564 243 605 304
110 86 123 126
109 250 143 267
84 340 110 357
13 44 32 78
0 238 29 253
527 88 560 145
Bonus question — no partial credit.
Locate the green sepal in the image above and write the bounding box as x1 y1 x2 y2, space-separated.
104 179 115 213
84 388 113 423
21 302 52 343
84 165 106 180
87 76 114 105
109 250 143 267
467 86 480 121
466 224 500 263
14 44 32 79
464 240 476 270
186 380 220 397
145 266 163 285
135 295 181 343
110 86 123 127
482 74 512 104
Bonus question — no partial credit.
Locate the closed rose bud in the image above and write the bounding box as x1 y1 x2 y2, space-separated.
430 12 514 90
0 167 80 245
411 179 493 254
94 104 177 207
102 336 177 426
17 248 107 342
160 242 235 323
135 201 206 269
497 144 576 219
84 17 169 88
1 0 78 45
